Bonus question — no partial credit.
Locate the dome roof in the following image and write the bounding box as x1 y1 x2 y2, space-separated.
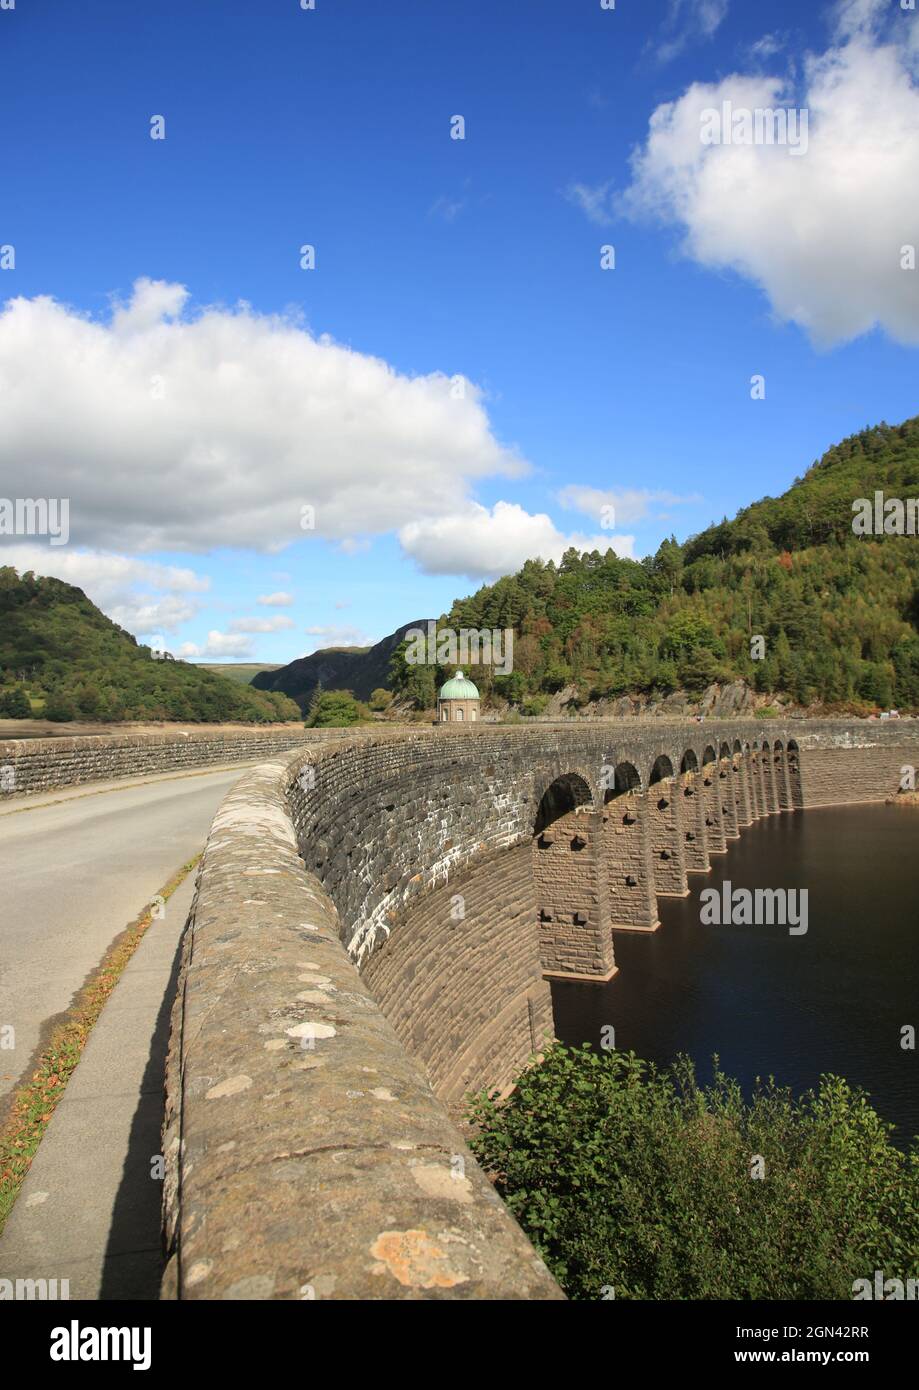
438 670 480 700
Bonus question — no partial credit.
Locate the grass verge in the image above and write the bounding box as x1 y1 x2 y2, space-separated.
0 854 200 1234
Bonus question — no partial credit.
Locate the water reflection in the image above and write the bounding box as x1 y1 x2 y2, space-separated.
551 805 919 1143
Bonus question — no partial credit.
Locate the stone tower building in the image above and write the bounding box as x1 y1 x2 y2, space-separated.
437 671 480 723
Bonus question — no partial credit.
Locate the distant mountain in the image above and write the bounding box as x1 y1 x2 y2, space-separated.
0 568 301 724
252 619 432 711
198 662 283 686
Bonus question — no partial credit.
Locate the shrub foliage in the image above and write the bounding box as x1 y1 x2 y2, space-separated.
468 1044 919 1300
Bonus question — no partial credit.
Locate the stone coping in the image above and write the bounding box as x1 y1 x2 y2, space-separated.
161 751 563 1301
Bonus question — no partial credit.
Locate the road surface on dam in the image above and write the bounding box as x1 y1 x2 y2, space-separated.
0 765 247 1105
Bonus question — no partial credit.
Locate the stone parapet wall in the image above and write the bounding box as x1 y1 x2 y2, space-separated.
0 725 358 797
161 753 563 1301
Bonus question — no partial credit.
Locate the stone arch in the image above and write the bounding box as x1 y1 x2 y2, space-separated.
533 771 613 979
699 744 726 852
647 753 688 896
785 738 803 808
533 772 593 835
771 738 792 811
603 761 641 800
679 748 708 873
649 753 675 786
730 738 751 827
603 761 659 933
717 741 739 838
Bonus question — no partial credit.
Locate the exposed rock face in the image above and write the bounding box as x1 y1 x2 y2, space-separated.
536 681 770 721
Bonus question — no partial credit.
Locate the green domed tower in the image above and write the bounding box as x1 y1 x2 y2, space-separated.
436 670 480 723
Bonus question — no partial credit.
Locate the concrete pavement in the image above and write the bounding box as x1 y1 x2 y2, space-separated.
0 765 249 1105
0 764 256 1298
0 870 196 1299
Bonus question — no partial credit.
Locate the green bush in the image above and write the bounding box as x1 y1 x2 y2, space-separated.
0 685 33 718
44 691 77 722
306 689 366 727
468 1044 919 1301
368 687 392 711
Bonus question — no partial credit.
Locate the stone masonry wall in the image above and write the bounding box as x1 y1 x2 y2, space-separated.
362 842 553 1109
0 726 356 797
798 744 916 807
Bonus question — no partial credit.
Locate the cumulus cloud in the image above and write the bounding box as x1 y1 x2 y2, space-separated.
622 6 919 347
228 614 295 633
256 591 294 606
557 485 702 526
398 500 634 580
178 630 254 659
0 544 208 634
0 278 524 554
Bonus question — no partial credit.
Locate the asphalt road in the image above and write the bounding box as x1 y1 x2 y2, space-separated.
0 767 247 1103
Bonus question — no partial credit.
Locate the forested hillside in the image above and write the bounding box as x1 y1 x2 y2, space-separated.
0 569 301 723
391 417 919 714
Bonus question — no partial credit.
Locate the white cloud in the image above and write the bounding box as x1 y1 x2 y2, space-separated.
622 9 919 347
179 630 254 659
564 180 616 226
399 500 635 580
557 485 702 526
0 278 525 553
228 614 295 633
0 544 208 634
834 0 888 41
656 0 730 65
746 33 787 64
256 591 294 606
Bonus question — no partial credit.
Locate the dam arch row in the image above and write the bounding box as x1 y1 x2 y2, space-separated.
280 720 892 1108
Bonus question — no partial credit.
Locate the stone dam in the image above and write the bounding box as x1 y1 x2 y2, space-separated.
5 719 917 1299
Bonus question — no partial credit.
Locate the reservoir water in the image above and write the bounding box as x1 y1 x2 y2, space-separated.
550 803 919 1144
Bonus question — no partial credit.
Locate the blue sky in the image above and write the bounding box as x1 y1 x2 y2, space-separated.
1 0 918 661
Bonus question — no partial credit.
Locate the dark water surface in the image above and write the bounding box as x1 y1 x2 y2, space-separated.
551 804 919 1143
